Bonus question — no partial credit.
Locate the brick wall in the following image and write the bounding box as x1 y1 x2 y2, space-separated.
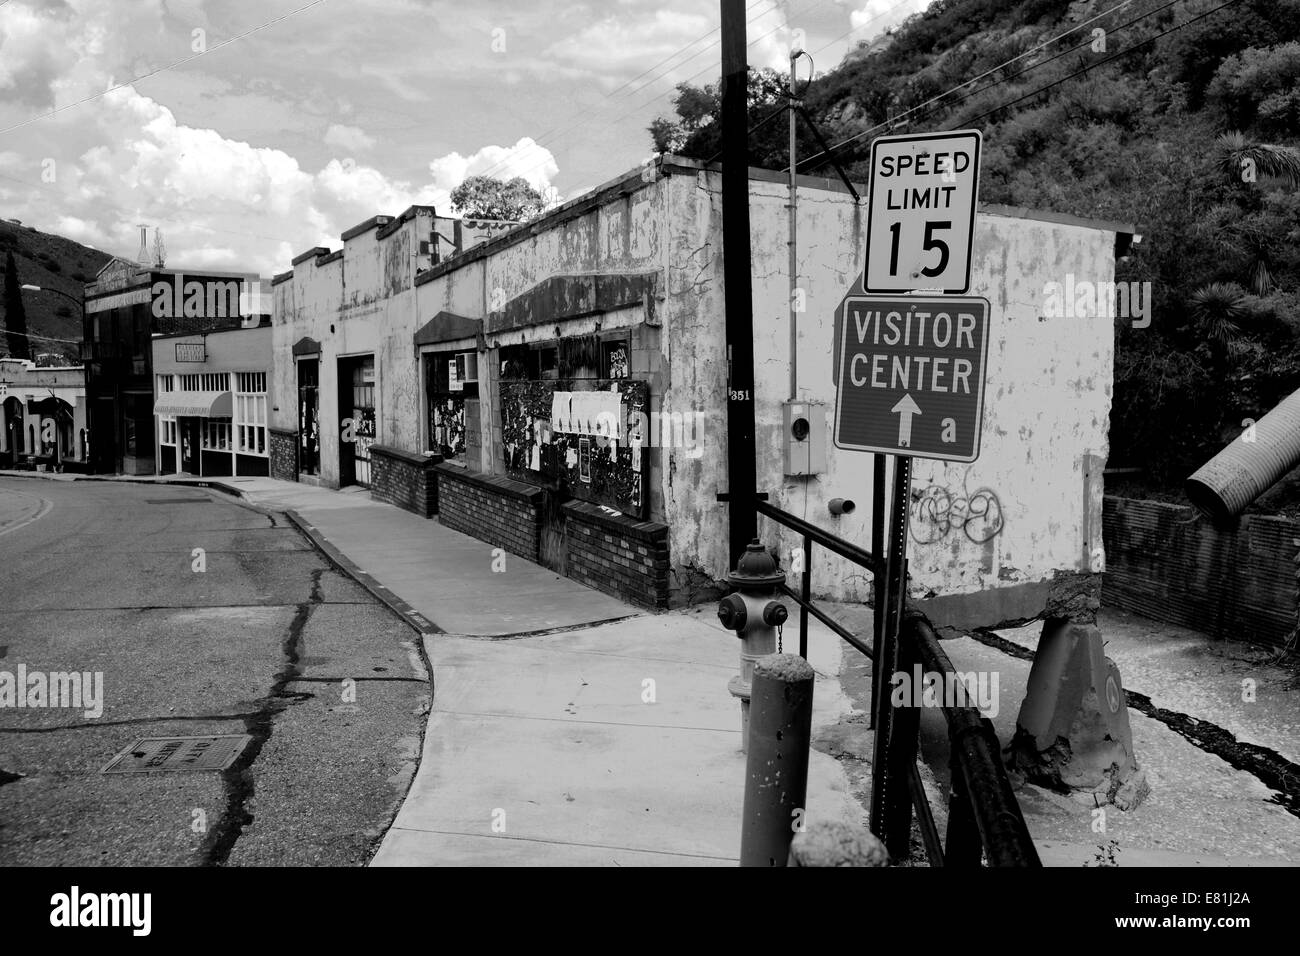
436 463 542 561
269 428 297 482
370 445 442 517
562 499 670 609
1103 495 1299 648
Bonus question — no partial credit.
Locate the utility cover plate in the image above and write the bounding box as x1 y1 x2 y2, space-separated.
101 735 251 774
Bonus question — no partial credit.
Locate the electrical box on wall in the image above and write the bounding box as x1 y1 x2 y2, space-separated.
783 401 826 476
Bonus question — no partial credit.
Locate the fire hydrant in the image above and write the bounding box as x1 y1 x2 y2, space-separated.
718 539 789 752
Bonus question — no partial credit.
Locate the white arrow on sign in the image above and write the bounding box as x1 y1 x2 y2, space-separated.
891 393 921 447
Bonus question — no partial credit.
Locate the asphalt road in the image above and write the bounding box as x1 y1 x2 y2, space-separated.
0 477 430 866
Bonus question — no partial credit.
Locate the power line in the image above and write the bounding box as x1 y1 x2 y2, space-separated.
809 0 940 59
471 0 785 185
797 0 1145 172
817 0 1236 159
480 0 846 192
0 0 332 135
958 0 1243 128
0 329 81 344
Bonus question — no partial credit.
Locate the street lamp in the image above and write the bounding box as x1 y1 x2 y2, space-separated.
20 284 83 309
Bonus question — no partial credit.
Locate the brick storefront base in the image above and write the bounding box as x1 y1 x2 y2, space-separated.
562 499 670 609
369 444 442 517
435 464 542 561
269 428 297 482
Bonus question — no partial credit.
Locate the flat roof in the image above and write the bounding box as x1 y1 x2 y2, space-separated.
411 153 1139 285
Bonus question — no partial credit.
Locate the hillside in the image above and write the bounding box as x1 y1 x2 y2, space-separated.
0 218 114 364
652 0 1300 500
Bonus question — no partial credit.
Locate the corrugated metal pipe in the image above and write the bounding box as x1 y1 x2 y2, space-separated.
1185 386 1300 526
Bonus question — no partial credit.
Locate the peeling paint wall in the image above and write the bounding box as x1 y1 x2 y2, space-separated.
270 212 452 487
664 169 1114 603
271 166 1114 604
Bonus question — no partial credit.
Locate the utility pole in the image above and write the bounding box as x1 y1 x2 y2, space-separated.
721 0 757 567
787 48 800 401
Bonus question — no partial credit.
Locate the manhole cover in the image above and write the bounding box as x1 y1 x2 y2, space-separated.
101 735 251 774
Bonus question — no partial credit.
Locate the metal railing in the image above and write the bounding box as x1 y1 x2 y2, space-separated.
752 468 1040 867
756 496 881 661
884 609 1041 867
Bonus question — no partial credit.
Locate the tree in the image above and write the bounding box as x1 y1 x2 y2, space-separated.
2 251 30 361
647 67 796 167
449 176 545 221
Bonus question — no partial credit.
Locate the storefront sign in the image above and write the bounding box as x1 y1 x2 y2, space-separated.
175 342 206 363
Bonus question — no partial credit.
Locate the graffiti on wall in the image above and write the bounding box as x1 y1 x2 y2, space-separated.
909 479 1005 544
500 378 649 519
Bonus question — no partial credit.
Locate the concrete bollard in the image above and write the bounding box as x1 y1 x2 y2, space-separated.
788 821 889 867
740 653 814 867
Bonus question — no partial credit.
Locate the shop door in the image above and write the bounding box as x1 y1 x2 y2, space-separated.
180 418 200 474
297 358 319 476
338 356 375 487
2 396 23 466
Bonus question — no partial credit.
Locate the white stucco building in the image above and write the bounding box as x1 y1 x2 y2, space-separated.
270 156 1131 615
0 358 89 471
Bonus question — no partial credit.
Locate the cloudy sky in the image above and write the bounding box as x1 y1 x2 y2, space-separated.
0 0 928 275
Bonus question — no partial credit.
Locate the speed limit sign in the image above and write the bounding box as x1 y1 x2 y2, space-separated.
863 129 982 295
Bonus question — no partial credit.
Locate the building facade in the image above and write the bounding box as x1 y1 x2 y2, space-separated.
268 206 512 492
151 322 272 477
0 358 89 471
271 156 1130 613
82 261 267 475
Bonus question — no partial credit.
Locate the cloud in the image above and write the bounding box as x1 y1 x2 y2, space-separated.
542 8 713 85
9 84 562 275
323 123 376 153
427 137 559 195
850 0 929 41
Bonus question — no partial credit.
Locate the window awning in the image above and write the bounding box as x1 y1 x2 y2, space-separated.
154 391 232 418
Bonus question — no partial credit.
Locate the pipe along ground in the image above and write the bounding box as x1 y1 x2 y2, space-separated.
1186 385 1300 526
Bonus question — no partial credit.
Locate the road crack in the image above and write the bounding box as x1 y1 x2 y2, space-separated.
199 568 323 865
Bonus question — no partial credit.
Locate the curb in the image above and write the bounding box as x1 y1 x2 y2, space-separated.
281 509 445 641
0 470 245 499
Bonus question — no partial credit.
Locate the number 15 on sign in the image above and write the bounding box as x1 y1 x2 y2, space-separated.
864 129 982 295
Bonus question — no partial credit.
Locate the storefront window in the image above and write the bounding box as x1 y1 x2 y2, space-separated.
235 371 267 455
425 352 472 458
202 419 232 450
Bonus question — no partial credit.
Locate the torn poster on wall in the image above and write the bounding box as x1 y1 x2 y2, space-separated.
501 378 649 518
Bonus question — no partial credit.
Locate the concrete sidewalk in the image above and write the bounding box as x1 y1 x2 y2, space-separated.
1 471 868 865
231 477 866 864
372 608 862 865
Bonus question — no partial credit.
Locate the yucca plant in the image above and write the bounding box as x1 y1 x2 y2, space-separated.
1187 282 1250 347
1216 131 1300 188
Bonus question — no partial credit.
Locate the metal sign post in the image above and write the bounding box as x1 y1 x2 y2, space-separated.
832 127 988 855
869 453 912 843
